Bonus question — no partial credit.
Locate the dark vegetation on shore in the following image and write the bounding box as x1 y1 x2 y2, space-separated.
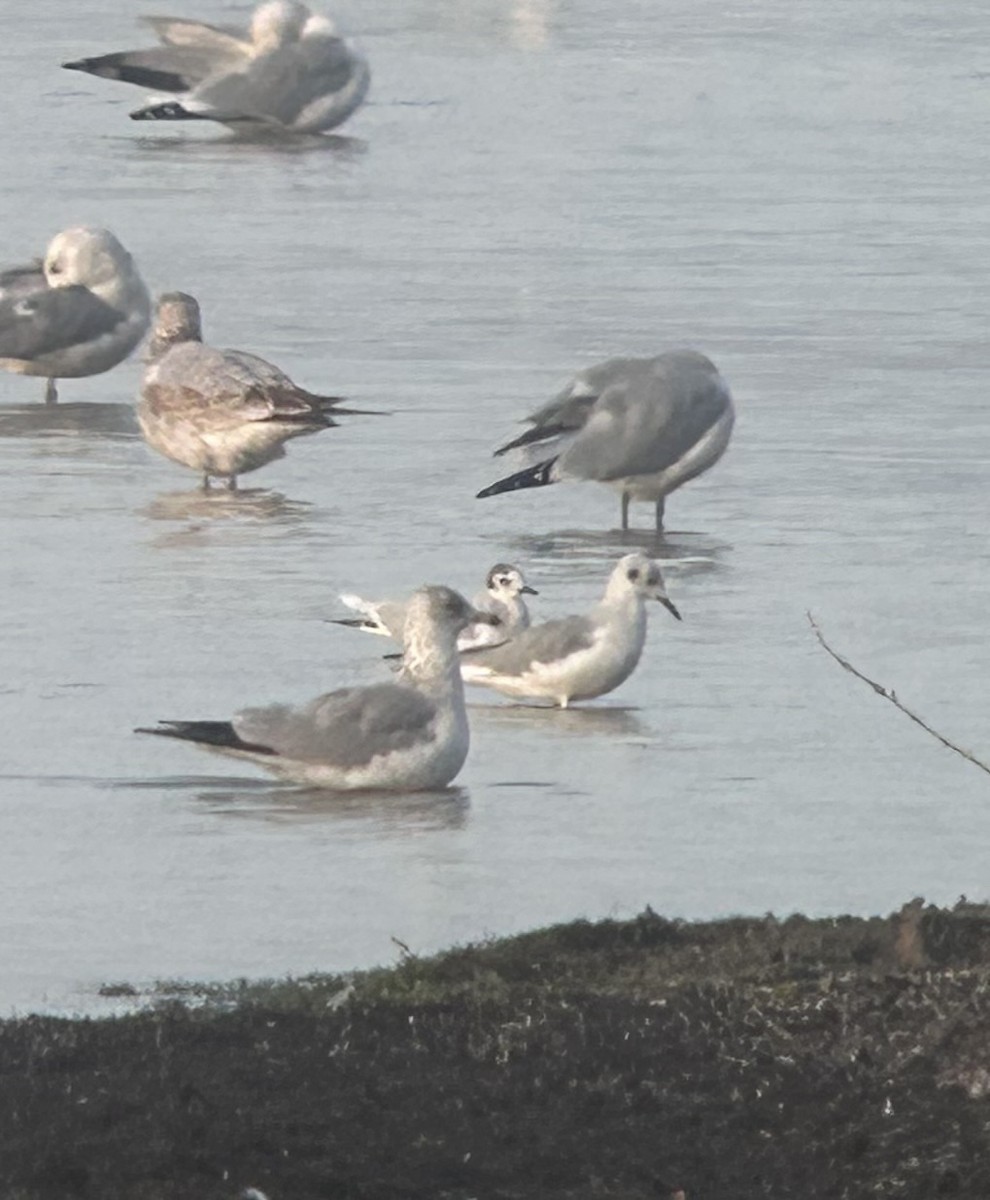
2 900 989 1199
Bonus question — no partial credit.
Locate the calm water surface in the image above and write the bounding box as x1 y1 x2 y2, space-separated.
0 0 988 1012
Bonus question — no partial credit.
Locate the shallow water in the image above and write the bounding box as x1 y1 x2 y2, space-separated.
0 0 988 1013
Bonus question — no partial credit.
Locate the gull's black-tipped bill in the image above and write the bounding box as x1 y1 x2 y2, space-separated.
135 720 276 755
520 585 539 596
659 596 682 621
477 458 557 500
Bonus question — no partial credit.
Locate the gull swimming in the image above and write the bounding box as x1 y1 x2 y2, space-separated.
459 553 680 708
0 227 150 404
477 350 735 531
139 291 377 489
65 1 371 135
137 586 498 790
333 563 538 652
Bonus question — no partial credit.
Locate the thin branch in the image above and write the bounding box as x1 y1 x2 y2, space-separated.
806 611 990 778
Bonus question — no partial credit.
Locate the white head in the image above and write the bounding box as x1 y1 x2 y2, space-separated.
301 12 337 39
250 0 310 49
609 553 681 620
43 226 136 293
485 563 538 602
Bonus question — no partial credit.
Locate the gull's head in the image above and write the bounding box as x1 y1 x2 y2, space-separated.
485 563 538 601
301 13 337 39
614 553 681 620
250 0 310 49
43 226 135 292
406 585 500 641
147 292 202 360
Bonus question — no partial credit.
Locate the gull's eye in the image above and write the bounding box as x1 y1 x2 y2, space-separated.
47 261 61 276
627 567 640 582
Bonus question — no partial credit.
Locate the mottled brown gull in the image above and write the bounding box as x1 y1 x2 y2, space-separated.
138 291 377 490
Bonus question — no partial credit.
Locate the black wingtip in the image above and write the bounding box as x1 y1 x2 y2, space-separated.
131 100 202 122
135 720 276 755
477 458 558 500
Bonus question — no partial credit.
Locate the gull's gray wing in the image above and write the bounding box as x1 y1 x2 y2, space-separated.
143 343 333 427
0 261 44 300
233 682 438 768
63 20 249 93
0 285 125 362
495 357 642 456
559 351 732 482
189 37 363 126
461 615 596 676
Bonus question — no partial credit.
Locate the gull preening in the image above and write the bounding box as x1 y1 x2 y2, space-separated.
333 563 538 652
477 350 735 531
65 1 370 136
0 227 150 404
139 291 377 490
459 553 680 708
137 586 498 790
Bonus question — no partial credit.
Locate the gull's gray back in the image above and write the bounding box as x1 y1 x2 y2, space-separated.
560 350 732 482
462 615 595 676
234 683 438 768
195 35 364 127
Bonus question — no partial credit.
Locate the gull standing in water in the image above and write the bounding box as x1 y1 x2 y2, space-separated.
477 350 735 531
137 586 499 790
0 227 150 404
333 563 538 651
139 292 378 489
65 1 371 135
459 553 680 708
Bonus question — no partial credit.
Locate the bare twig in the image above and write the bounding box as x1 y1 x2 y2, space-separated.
806 611 990 778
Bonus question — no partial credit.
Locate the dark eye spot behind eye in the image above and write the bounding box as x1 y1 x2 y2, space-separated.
627 568 640 582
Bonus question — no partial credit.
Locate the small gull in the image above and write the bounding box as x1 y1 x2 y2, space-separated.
65 1 371 135
459 553 680 708
139 291 378 489
477 349 735 531
137 586 499 790
0 227 150 404
333 562 538 652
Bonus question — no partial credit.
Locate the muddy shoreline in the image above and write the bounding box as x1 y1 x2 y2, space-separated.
2 900 989 1198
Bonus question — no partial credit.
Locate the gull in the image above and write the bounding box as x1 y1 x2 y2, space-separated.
0 227 150 404
477 349 735 531
458 553 680 708
332 563 538 652
64 1 371 135
137 586 499 790
139 291 379 489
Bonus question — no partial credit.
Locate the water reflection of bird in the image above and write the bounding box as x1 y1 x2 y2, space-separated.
460 554 680 708
478 350 735 532
0 227 150 404
138 586 499 789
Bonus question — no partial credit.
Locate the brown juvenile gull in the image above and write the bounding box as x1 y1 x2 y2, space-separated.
458 553 681 708
137 586 498 790
0 227 150 404
477 349 735 531
332 563 538 652
138 291 375 490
